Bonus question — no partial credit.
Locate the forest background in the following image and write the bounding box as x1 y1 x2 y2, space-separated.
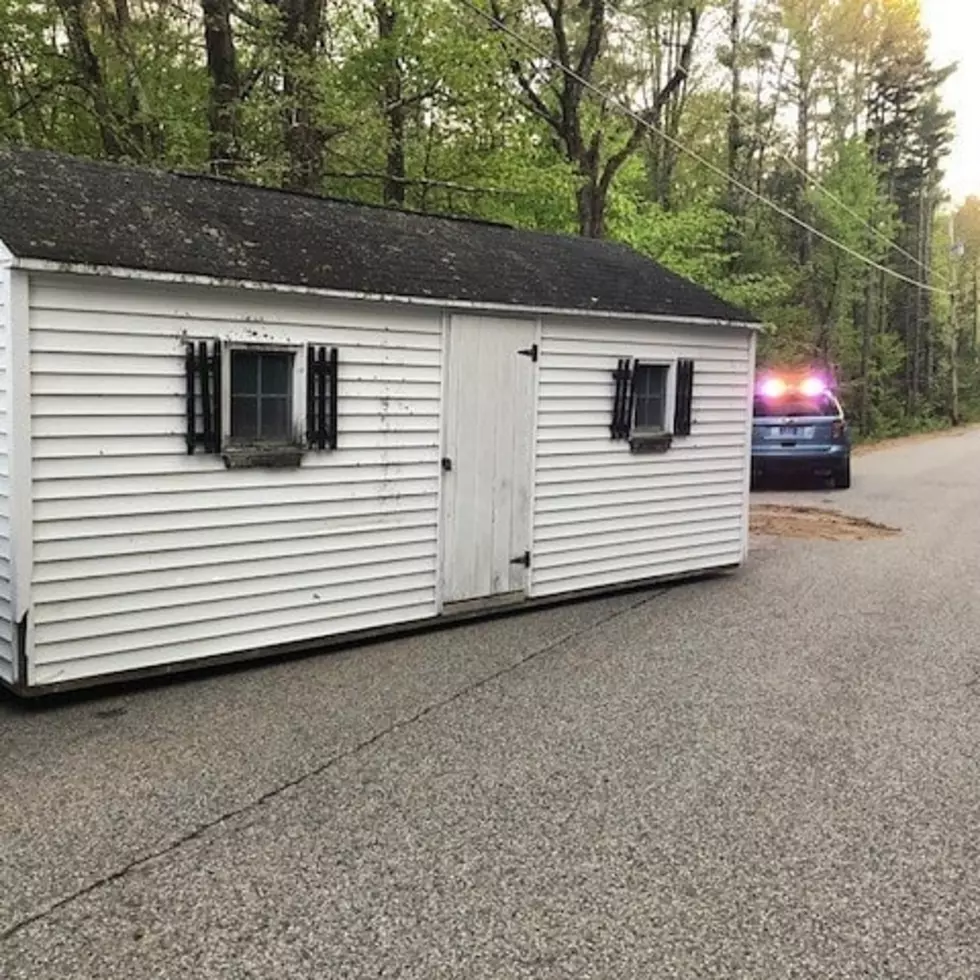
2 0 978 435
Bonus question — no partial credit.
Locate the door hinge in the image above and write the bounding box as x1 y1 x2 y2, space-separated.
441 457 453 472
510 550 531 568
518 344 538 362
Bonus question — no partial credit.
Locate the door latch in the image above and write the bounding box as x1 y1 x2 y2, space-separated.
510 550 531 568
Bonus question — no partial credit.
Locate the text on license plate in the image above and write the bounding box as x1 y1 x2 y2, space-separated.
767 426 814 439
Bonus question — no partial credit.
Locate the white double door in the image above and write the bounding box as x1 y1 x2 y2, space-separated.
441 315 536 605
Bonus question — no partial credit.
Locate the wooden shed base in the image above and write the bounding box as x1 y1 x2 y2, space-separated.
2 563 740 699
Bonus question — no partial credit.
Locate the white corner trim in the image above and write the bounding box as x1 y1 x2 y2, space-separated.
741 331 758 563
8 269 33 683
0 238 13 265
12 256 763 332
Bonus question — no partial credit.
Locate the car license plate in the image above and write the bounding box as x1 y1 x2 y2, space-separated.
766 426 814 439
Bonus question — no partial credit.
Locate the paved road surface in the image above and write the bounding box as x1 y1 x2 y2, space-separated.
3 428 980 978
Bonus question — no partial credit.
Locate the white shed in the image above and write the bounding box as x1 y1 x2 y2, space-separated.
0 149 758 695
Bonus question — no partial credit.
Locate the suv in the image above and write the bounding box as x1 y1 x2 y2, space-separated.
751 376 851 489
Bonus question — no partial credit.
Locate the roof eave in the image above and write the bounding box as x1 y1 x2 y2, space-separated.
11 256 763 330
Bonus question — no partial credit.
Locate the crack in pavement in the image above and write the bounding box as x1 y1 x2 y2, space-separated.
1 590 663 944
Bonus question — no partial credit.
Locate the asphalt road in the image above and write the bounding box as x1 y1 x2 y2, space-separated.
3 428 980 979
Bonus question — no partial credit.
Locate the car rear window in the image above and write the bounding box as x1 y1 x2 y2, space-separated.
753 394 840 418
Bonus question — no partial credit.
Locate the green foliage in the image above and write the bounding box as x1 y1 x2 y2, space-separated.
0 0 971 435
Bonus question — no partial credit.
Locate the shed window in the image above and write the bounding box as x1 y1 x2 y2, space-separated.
230 351 293 442
633 363 669 430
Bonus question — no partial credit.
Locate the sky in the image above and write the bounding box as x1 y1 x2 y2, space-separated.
921 0 978 204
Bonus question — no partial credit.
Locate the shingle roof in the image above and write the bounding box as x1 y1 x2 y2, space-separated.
0 148 756 324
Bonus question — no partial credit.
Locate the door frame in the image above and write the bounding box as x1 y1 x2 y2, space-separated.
436 312 541 613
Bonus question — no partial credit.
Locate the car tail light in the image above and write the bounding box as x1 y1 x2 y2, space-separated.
831 420 846 439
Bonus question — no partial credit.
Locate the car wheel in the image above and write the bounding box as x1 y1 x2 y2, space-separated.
834 459 851 490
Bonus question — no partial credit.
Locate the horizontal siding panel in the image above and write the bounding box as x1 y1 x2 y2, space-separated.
536 438 747 459
32 393 439 419
535 526 742 567
536 457 746 487
34 477 438 520
35 464 439 506
34 446 437 480
35 499 435 542
35 557 436 625
536 504 743 542
531 547 742 596
30 275 442 328
532 319 751 597
542 330 750 352
36 512 436 562
539 438 747 461
35 534 437 594
34 585 437 663
537 468 744 499
33 412 438 439
29 274 444 681
536 480 743 514
32 325 439 358
33 432 440 460
33 364 441 395
32 600 435 686
31 313 442 348
537 363 749 385
536 380 748 401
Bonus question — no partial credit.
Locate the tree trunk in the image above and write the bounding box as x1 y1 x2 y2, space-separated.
55 0 124 159
796 76 811 265
105 0 161 158
577 177 605 238
202 0 241 176
375 0 406 207
275 0 326 192
725 0 742 218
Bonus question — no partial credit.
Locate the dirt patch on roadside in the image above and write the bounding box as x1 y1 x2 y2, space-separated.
751 504 900 541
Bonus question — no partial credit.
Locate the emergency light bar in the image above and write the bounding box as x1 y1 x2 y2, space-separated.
756 372 830 399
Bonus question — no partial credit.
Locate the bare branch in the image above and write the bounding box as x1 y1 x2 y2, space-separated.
598 5 699 198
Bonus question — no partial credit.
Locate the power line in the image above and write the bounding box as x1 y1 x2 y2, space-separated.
602 0 946 285
456 0 943 294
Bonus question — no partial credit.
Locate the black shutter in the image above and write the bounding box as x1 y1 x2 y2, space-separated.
674 358 695 436
611 358 635 440
307 345 339 450
185 340 221 454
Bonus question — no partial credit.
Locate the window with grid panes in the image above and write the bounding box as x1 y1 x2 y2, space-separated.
230 350 293 442
632 363 669 430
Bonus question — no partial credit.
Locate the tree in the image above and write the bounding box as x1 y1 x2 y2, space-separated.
487 0 702 237
202 0 241 175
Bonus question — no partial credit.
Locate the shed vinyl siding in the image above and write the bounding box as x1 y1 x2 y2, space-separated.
0 265 12 683
530 318 753 597
28 273 442 686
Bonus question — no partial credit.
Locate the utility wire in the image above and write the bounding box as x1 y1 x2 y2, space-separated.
602 0 946 285
456 0 943 294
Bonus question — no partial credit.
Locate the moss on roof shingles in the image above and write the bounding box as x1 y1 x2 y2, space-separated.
0 148 756 324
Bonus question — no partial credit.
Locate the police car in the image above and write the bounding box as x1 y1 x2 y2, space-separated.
751 371 851 489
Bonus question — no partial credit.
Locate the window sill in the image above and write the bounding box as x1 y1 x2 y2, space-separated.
629 431 673 454
222 444 305 469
